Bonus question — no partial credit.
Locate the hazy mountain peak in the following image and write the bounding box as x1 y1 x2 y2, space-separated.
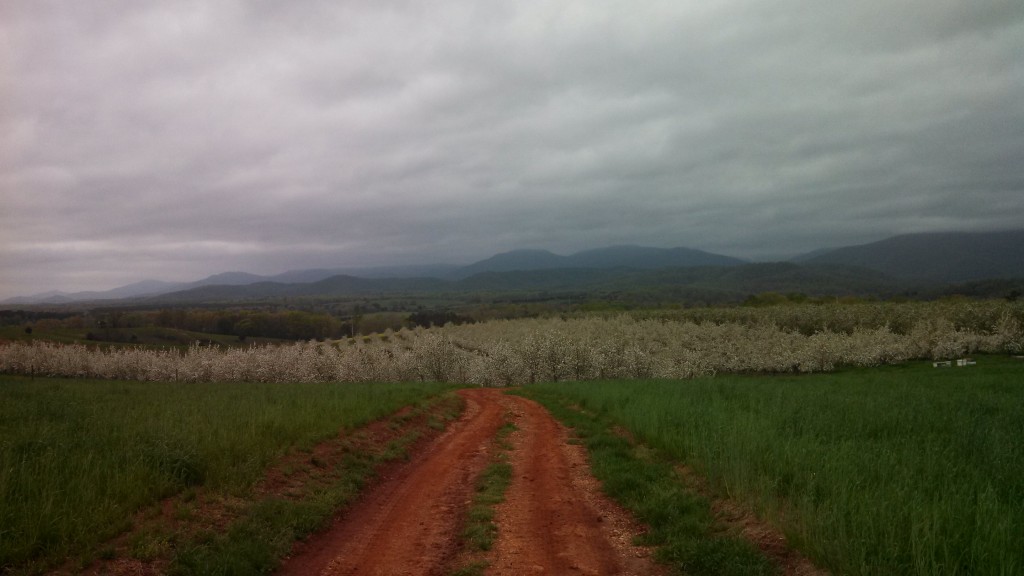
804 230 1024 282
5 232 1023 305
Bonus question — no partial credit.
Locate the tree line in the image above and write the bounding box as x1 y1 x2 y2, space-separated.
4 306 476 342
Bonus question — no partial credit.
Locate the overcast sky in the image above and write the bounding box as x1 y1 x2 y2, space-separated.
2 1 1023 298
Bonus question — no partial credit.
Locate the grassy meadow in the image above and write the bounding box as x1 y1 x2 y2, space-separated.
2 297 1022 575
524 356 1024 575
0 377 451 572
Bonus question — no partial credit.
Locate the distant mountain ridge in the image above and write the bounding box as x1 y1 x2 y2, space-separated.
148 263 899 304
452 245 745 278
801 230 1024 283
1 265 461 304
2 244 745 304
4 231 1023 305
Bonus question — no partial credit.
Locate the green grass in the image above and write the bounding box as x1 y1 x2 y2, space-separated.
461 422 515 553
168 423 447 576
524 356 1024 576
448 421 516 576
515 389 775 576
169 393 461 576
0 377 451 573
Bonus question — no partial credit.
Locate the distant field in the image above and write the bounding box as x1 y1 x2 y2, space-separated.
0 377 451 572
524 356 1024 576
0 324 286 348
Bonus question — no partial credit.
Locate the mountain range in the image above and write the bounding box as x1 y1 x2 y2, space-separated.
451 245 744 278
5 231 1023 305
797 229 1024 283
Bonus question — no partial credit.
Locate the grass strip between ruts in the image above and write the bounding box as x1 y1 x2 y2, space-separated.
513 388 776 576
448 420 516 576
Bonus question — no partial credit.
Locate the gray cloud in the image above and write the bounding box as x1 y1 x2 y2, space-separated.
2 0 1023 297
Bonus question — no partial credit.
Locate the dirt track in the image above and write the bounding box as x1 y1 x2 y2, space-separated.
276 388 661 576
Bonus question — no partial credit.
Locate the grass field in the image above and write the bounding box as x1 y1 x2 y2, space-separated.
515 388 775 576
525 356 1024 576
3 357 1022 575
0 377 451 572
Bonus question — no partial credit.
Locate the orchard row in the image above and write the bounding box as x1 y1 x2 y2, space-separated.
3 302 1021 385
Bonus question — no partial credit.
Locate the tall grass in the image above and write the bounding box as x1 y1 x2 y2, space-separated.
530 357 1024 576
0 377 448 571
516 388 775 576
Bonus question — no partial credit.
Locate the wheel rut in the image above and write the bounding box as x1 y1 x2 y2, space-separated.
487 394 663 576
276 388 661 576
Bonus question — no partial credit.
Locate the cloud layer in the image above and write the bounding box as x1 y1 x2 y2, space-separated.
3 0 1023 297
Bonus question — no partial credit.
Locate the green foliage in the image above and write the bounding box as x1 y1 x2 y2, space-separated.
466 427 516 543
625 299 1024 336
408 310 476 329
0 308 346 346
461 461 513 552
515 388 775 576
170 495 336 575
0 377 448 572
527 358 1024 576
450 421 515 575
741 292 793 306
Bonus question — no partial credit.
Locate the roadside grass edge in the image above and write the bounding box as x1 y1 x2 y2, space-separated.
168 393 463 576
513 388 776 576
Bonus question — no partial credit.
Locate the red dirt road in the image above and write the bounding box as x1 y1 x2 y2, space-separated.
487 393 662 576
276 389 661 576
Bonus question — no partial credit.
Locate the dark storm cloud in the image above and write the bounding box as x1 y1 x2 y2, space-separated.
2 0 1023 296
